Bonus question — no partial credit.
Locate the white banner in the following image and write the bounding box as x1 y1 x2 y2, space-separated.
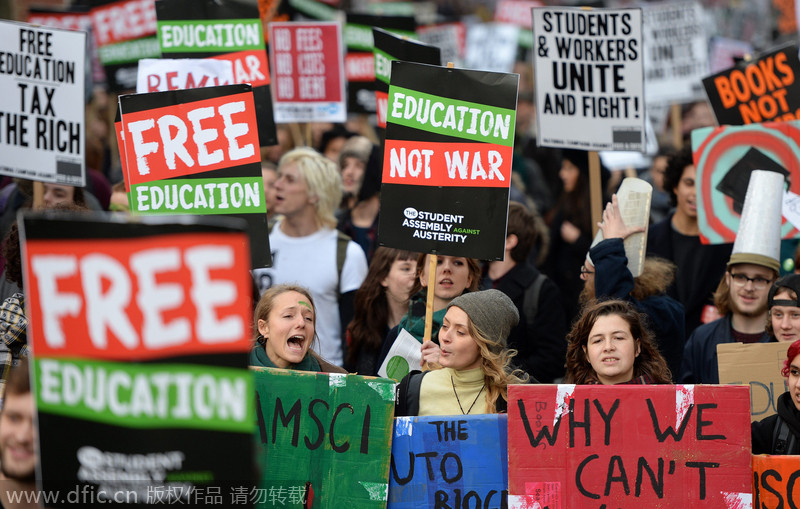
532 7 645 152
0 20 86 185
136 58 234 93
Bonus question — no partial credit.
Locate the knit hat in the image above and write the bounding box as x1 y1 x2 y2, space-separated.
447 289 519 347
338 136 373 169
769 274 800 309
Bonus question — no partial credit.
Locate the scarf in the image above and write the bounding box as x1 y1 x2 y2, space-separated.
249 344 321 372
396 290 447 343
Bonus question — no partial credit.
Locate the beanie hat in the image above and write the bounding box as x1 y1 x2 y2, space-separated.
768 274 800 309
447 289 519 347
338 136 373 169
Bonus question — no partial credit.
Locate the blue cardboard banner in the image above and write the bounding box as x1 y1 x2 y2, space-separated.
388 414 508 508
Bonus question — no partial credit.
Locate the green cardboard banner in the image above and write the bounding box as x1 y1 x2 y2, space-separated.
253 368 396 508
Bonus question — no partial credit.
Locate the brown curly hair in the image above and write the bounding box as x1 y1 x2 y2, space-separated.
565 299 672 384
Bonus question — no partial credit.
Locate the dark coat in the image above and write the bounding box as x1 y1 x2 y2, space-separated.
591 238 686 380
752 391 800 455
482 262 566 382
679 315 769 384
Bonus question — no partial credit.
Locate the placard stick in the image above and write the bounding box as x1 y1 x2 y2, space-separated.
589 151 603 236
423 253 437 344
288 122 305 147
671 103 683 149
305 122 312 147
33 181 44 210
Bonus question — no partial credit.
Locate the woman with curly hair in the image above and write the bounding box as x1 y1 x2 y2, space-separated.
395 289 530 416
565 299 672 385
751 338 800 454
345 247 418 374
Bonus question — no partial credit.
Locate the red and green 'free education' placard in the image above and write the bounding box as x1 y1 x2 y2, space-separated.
21 213 256 508
119 83 270 268
378 61 518 260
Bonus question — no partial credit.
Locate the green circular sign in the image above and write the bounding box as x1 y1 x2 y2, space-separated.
386 355 410 380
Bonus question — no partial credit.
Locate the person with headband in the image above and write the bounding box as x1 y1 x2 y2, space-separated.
751 338 800 454
395 289 530 417
767 275 800 343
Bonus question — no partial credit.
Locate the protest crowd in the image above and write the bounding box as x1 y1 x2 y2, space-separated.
2 0 800 507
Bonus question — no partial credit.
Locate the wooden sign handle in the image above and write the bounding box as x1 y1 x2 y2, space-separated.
589 151 603 236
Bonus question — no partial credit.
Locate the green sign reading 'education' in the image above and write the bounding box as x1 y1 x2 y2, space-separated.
157 19 262 52
131 176 264 215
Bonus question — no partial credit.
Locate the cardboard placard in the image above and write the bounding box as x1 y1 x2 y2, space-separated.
752 455 800 508
269 21 346 123
388 414 508 508
532 6 645 152
508 385 752 508
642 1 707 104
717 341 791 422
373 27 441 128
691 122 800 245
416 22 465 70
703 43 800 126
463 22 520 74
253 368 395 508
156 0 277 146
118 84 271 268
378 61 518 260
136 58 234 93
0 19 86 186
21 213 255 507
90 0 160 91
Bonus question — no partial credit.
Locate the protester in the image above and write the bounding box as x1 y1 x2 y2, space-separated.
336 136 375 214
751 338 800 454
252 147 368 368
583 194 686 379
337 141 382 262
249 284 346 373
680 170 782 384
481 202 566 382
0 357 37 509
767 275 800 343
395 289 529 416
346 247 418 375
565 299 672 385
640 145 676 225
318 124 356 162
376 254 481 370
647 146 732 336
543 149 606 324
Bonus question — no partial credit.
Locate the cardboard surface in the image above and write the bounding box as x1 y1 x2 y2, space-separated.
254 368 396 509
507 384 752 508
718 341 791 422
388 414 508 508
752 454 800 508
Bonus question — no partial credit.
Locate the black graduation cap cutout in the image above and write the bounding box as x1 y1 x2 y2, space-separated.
715 147 790 214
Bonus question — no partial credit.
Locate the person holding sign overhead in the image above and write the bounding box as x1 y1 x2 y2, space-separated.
395 289 529 416
249 284 345 373
751 338 800 454
564 299 672 385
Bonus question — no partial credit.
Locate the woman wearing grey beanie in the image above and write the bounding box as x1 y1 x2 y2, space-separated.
395 289 530 416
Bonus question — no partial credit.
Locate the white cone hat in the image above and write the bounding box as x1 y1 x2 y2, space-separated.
728 169 783 273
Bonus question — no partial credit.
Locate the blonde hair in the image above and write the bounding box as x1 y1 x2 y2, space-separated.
278 147 342 229
464 316 529 413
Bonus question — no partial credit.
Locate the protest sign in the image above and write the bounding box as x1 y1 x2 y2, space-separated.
709 37 754 74
0 19 86 186
752 455 800 508
378 61 518 260
508 384 752 508
703 43 800 126
464 22 520 74
373 27 441 128
642 1 707 104
268 21 346 123
691 122 800 244
28 6 105 86
22 213 255 507
389 414 508 508
532 7 645 152
118 84 270 267
378 329 422 381
156 0 277 145
136 58 234 93
344 12 416 114
718 341 791 422
253 368 395 508
416 23 466 70
90 0 160 91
